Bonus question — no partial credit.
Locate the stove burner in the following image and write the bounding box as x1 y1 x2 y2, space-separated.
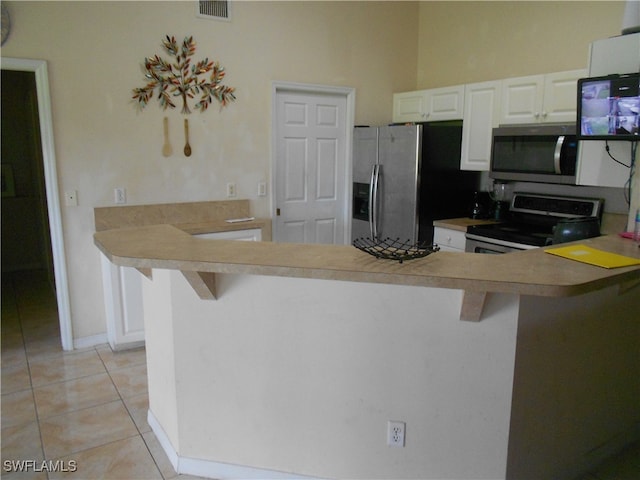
468 223 551 247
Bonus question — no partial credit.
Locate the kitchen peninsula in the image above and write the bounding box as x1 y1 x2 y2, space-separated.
94 200 270 349
94 227 640 480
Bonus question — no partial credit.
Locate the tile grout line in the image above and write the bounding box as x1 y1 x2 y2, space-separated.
35 344 145 464
7 272 49 478
99 345 169 479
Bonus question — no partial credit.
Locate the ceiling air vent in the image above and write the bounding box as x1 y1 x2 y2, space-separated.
197 0 231 21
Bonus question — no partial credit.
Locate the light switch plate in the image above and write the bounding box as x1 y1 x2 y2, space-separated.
114 187 126 204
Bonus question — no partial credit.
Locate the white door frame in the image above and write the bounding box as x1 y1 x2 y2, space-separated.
271 81 355 244
2 58 73 351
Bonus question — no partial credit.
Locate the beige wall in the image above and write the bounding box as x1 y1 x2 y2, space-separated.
417 1 626 89
1 1 419 340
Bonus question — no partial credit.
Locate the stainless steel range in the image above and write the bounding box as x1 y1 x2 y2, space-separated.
465 193 604 254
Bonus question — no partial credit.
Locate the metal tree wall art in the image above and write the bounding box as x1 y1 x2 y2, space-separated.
132 35 236 114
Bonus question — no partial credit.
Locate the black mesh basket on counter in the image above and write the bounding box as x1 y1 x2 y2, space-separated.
352 237 440 263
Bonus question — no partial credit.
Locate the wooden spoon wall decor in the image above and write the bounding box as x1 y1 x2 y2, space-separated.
162 117 173 157
183 118 192 157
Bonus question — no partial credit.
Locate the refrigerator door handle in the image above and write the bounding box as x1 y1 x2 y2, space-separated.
370 164 380 240
368 165 375 239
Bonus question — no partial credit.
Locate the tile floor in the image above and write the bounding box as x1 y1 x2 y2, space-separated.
2 269 639 480
1 270 202 480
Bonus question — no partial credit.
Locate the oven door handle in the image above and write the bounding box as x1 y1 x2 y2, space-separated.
553 135 565 174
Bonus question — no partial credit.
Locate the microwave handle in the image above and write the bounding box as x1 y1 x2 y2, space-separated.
553 136 565 174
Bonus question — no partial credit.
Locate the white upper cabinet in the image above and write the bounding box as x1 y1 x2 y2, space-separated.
500 74 544 125
543 70 587 123
426 85 465 121
500 69 585 125
393 85 464 123
588 32 640 76
393 91 426 123
393 69 587 173
460 80 501 171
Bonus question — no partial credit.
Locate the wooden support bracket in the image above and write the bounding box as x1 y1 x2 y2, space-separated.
460 290 488 322
181 271 217 300
136 267 153 279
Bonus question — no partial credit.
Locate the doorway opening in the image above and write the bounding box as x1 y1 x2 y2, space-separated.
1 58 73 350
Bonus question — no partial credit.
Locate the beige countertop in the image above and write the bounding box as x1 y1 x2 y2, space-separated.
94 199 272 240
94 224 640 299
433 217 499 232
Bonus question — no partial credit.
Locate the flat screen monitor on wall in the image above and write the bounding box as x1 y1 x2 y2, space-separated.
577 72 640 141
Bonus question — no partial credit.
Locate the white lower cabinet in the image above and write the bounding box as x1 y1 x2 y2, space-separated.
100 254 146 351
101 228 261 350
433 227 467 252
193 228 262 241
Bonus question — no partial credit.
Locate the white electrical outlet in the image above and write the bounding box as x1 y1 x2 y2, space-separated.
258 182 267 197
387 421 405 447
226 182 236 198
114 187 126 204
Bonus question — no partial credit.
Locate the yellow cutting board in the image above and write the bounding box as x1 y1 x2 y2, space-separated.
545 244 640 269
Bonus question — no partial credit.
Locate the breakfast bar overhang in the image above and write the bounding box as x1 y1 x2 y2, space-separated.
94 225 640 480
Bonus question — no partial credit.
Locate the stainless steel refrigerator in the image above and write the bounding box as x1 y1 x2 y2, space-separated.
351 122 481 244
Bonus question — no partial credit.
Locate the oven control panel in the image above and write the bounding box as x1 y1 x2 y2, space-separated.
510 193 603 219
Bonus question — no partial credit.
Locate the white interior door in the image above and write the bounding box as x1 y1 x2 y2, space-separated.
273 85 353 244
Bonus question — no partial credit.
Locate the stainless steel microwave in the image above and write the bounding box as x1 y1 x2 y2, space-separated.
489 124 577 185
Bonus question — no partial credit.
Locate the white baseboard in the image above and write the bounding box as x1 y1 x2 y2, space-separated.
146 409 324 480
73 333 108 350
146 409 179 471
